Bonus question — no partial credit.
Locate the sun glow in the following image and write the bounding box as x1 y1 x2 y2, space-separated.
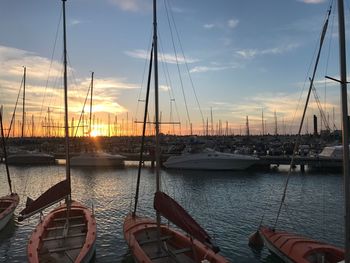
90 130 101 137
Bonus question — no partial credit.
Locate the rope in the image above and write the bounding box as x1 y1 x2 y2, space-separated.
39 10 62 121
163 0 191 127
166 0 205 131
274 3 333 229
7 75 23 138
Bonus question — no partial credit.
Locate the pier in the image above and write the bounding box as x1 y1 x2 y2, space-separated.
51 153 341 171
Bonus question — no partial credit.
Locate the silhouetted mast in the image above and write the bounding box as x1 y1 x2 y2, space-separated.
22 66 26 138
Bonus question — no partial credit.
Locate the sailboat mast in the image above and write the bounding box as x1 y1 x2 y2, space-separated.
337 0 350 260
153 0 160 196
22 66 26 138
0 108 12 194
153 0 162 250
62 0 71 201
89 72 94 137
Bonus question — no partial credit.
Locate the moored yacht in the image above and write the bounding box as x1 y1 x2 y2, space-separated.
164 147 258 170
7 151 55 165
70 152 125 167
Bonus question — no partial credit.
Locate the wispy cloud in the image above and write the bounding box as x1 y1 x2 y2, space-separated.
70 19 82 26
203 24 215 29
107 0 150 12
236 43 300 59
297 0 326 4
0 45 62 80
190 66 230 73
0 45 139 122
171 7 185 13
227 19 239 29
125 49 198 64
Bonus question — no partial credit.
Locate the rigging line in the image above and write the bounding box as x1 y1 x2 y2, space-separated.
287 3 333 134
158 37 174 101
323 0 335 130
159 35 181 124
274 3 332 230
323 0 336 129
39 10 62 120
135 28 153 120
74 81 92 138
67 54 81 95
163 0 191 126
7 75 24 138
158 35 181 130
133 42 154 215
311 80 331 130
166 0 205 127
46 54 65 118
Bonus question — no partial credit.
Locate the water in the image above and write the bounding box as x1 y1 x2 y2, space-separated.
0 162 344 262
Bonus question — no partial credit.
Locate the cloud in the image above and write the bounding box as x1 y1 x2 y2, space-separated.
160 85 171 91
125 49 198 64
70 19 82 26
0 45 63 81
171 7 185 13
203 24 215 29
0 45 139 124
190 66 230 73
297 0 326 4
227 19 239 29
107 0 150 12
235 43 300 59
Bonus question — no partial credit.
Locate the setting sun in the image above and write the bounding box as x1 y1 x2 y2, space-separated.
90 130 101 137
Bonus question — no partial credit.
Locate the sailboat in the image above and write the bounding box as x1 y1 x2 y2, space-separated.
7 66 55 165
18 1 96 262
0 109 19 231
123 1 229 262
249 1 347 262
70 72 125 168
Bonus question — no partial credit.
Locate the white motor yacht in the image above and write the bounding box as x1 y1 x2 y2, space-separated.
7 151 55 165
163 147 258 170
70 151 125 167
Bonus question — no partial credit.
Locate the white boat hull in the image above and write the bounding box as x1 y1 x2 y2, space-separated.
0 193 19 231
70 153 125 167
7 152 55 165
164 152 258 170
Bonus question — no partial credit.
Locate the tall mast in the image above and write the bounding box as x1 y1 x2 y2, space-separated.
89 72 94 137
62 0 71 201
261 108 264 136
153 0 162 252
22 66 26 138
0 107 12 193
337 0 350 260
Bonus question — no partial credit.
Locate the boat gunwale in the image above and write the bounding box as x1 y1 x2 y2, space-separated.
123 213 229 263
27 201 96 263
259 226 344 263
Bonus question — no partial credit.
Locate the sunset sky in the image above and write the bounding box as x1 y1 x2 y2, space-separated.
0 0 347 136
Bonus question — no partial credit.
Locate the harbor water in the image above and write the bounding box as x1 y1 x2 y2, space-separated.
0 162 344 262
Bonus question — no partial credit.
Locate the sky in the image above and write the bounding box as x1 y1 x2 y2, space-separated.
0 0 348 136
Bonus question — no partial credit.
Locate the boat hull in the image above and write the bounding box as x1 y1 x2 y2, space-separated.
7 153 55 165
164 153 257 170
259 226 344 263
27 201 96 263
0 193 19 231
70 153 125 167
123 213 229 263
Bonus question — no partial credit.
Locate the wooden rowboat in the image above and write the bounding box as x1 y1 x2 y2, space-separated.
27 201 96 263
259 226 344 263
0 193 19 231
